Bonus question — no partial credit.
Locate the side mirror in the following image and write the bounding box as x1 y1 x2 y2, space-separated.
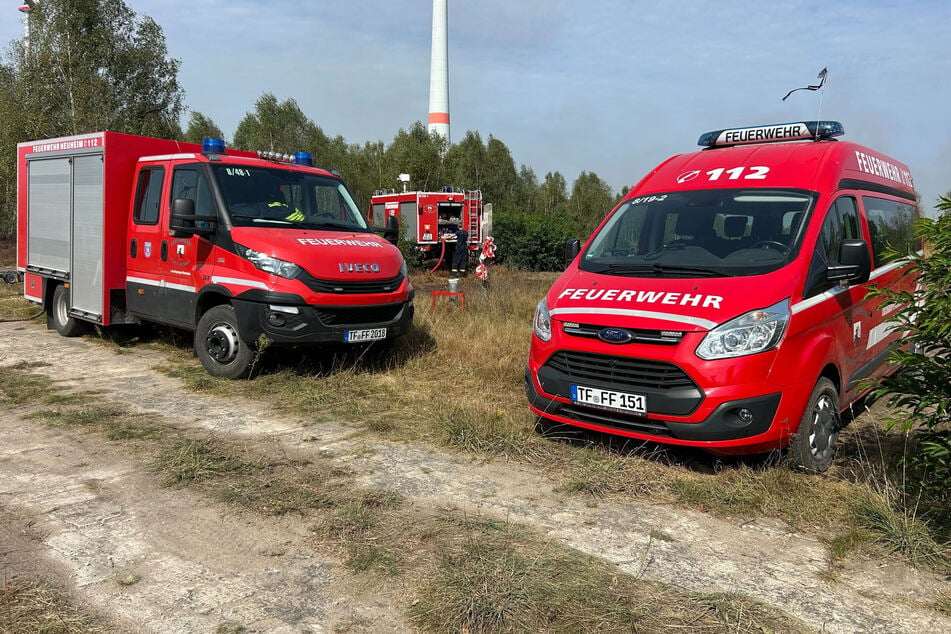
827 238 871 285
383 215 400 245
170 198 216 238
565 239 581 269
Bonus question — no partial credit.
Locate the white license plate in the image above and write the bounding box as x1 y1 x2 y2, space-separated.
345 328 387 343
570 384 647 415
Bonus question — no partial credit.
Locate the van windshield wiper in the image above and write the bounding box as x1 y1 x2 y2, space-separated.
601 263 727 278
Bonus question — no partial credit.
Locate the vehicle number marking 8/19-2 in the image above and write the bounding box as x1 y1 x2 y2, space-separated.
706 166 770 181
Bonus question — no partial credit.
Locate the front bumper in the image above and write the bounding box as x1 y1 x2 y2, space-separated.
232 295 414 345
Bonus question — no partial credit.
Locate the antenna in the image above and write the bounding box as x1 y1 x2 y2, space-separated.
782 68 828 137
782 67 827 101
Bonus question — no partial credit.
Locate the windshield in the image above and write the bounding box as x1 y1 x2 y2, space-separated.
581 189 816 277
211 165 369 232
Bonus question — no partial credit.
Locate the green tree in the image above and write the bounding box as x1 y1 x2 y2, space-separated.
537 171 568 218
568 171 615 238
872 194 951 502
383 121 446 192
182 111 224 145
443 129 486 190
0 0 184 238
512 165 539 215
233 93 323 154
482 135 518 209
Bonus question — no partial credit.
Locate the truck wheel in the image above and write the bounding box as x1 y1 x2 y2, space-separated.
49 284 86 337
194 305 255 379
789 377 840 473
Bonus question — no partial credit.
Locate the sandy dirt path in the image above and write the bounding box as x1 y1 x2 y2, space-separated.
0 320 948 632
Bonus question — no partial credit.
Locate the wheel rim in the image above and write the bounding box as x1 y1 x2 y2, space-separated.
808 393 839 462
205 322 240 365
55 291 69 326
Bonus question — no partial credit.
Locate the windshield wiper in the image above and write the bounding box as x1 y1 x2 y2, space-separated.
600 263 727 277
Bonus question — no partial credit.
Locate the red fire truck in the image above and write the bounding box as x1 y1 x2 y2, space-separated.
16 132 414 378
368 185 484 264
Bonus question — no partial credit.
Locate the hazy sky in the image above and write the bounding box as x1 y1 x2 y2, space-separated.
5 1 950 215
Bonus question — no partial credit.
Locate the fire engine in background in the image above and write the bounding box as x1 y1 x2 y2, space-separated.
526 120 921 472
16 132 414 378
368 175 488 266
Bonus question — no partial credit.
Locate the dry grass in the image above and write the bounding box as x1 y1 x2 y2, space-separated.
0 579 112 634
0 361 809 632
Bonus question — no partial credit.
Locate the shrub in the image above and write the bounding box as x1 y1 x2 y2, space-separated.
491 211 574 271
872 194 951 504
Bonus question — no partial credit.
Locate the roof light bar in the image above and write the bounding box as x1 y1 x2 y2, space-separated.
255 149 316 166
698 121 844 147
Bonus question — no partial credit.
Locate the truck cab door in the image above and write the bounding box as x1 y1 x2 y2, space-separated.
126 164 168 322
163 164 219 327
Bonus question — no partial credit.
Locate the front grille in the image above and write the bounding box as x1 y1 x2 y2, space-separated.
561 322 683 345
303 273 405 295
314 303 404 326
558 403 674 437
544 350 696 391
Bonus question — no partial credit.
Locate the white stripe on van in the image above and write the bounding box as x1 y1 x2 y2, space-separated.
792 258 913 315
550 307 718 330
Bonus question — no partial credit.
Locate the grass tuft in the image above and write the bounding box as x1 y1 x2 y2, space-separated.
153 438 260 487
0 579 112 633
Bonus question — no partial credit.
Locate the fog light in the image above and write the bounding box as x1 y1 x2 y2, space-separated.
267 312 287 327
737 408 754 425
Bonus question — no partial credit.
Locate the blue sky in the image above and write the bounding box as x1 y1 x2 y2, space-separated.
5 0 950 215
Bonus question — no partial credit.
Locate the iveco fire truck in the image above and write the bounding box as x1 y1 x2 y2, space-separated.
526 120 920 472
16 132 414 378
368 183 485 264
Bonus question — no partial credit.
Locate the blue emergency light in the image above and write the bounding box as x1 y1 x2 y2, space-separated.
293 152 313 166
202 137 227 154
698 121 845 147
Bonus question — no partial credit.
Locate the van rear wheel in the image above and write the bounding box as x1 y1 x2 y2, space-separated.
789 378 840 473
49 284 86 337
194 305 255 379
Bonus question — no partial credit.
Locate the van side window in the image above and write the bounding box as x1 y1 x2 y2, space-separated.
133 167 165 225
804 196 860 298
171 166 216 218
862 196 920 267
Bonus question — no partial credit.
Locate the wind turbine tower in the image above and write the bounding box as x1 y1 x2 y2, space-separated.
18 1 35 50
427 0 450 143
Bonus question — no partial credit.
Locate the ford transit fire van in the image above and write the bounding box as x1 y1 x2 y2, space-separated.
525 121 920 472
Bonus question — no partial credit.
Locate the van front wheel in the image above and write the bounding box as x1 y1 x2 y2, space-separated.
194 305 255 379
789 378 840 473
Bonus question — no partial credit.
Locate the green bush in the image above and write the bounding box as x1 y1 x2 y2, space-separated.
873 194 951 505
492 212 575 271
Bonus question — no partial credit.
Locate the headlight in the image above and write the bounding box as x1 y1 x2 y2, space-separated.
696 299 790 360
399 257 408 279
533 298 552 342
236 244 301 279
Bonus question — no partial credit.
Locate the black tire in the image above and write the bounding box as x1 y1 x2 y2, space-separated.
789 377 840 473
194 305 255 379
49 284 86 337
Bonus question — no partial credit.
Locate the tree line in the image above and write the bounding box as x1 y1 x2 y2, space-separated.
0 0 624 269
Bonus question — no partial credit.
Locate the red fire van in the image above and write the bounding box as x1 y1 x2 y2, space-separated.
526 121 921 472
